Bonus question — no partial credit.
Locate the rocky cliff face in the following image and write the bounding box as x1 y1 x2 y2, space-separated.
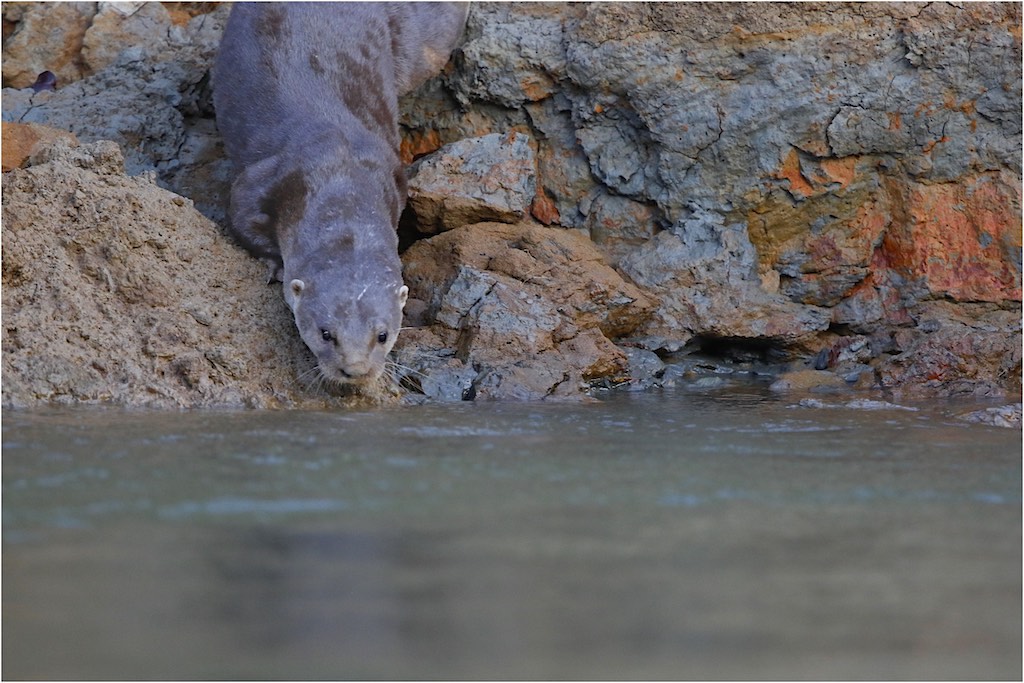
2 2 1020 407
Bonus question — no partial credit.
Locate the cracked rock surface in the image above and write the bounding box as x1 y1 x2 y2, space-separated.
397 221 653 401
2 2 1020 406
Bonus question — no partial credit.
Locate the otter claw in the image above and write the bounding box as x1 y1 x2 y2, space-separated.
263 260 283 284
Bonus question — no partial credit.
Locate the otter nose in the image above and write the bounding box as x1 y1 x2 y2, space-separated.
337 361 373 380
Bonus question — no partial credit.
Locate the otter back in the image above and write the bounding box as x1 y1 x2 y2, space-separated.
213 2 467 264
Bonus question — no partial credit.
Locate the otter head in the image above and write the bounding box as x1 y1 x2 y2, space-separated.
284 274 408 385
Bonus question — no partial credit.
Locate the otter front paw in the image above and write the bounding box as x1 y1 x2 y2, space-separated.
263 259 284 284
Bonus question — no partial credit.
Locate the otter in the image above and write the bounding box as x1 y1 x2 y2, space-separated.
212 2 467 386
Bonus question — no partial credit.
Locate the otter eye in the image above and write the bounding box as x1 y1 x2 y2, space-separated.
376 331 388 344
321 329 334 343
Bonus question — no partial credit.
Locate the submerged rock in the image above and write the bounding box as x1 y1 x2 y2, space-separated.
769 369 849 394
958 404 1023 430
797 398 919 412
620 346 666 390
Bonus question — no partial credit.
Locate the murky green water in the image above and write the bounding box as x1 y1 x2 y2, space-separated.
3 390 1021 680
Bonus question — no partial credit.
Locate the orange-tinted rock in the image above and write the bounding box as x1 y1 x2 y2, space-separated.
530 185 560 225
1 2 95 88
584 192 661 266
399 128 442 165
749 156 890 309
81 2 173 75
2 1 1020 402
774 149 861 203
775 148 815 200
1 122 78 172
769 368 848 393
405 221 653 339
520 72 555 102
818 156 858 189
884 174 1021 303
160 2 218 27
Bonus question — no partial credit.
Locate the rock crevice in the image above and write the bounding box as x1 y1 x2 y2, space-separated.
2 1 1020 406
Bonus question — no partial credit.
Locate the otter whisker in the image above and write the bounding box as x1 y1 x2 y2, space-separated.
296 364 323 389
384 361 422 393
386 359 428 380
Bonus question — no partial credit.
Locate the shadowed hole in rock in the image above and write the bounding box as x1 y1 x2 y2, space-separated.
397 205 425 253
690 335 791 365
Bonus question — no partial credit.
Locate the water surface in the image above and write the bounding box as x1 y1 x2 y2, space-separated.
3 390 1021 679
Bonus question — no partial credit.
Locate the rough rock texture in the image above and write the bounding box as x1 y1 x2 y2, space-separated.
958 403 1023 429
2 2 232 223
407 131 537 234
616 208 831 348
1 121 78 171
2 1 1021 406
871 302 1022 399
401 1 1022 398
2 2 97 88
397 221 653 401
1 140 391 409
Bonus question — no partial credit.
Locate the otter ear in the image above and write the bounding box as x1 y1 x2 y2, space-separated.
284 278 305 311
398 285 409 309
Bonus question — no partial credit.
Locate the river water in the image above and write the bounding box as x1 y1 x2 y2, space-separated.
3 389 1021 680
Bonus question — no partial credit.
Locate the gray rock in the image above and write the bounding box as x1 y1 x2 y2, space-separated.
400 221 653 400
525 93 596 229
419 361 480 402
622 346 665 381
958 404 1023 429
617 210 831 346
407 131 537 233
2 1 1019 403
583 189 664 266
451 3 572 109
437 1 1019 362
2 4 232 224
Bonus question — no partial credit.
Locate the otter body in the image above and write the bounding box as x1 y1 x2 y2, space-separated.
213 2 467 385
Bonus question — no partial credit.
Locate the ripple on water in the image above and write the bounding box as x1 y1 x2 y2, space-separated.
720 421 848 434
158 497 348 520
396 425 517 438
